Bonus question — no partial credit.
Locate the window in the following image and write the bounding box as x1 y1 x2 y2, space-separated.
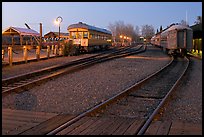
71 32 76 39
78 32 83 39
83 32 88 38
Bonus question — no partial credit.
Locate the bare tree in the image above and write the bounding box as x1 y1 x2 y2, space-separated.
108 23 116 36
108 20 141 42
133 25 140 42
141 24 155 39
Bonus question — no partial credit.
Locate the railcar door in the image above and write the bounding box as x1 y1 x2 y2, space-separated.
177 30 186 48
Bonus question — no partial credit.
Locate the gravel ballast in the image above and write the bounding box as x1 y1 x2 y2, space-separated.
2 45 202 126
2 45 171 115
160 57 202 124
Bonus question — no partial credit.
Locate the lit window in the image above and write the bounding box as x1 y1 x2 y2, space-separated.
83 32 88 38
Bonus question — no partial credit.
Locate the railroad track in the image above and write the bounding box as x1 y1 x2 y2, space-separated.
44 56 189 135
2 45 146 97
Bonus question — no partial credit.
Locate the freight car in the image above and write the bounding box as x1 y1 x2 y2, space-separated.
151 24 193 56
67 22 112 52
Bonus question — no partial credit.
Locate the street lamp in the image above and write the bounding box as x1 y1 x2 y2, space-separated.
55 16 63 47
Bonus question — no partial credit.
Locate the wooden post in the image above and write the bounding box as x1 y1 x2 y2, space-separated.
20 35 23 46
23 46 28 63
62 44 65 56
30 36 33 46
36 45 40 60
2 49 4 61
47 45 50 58
52 45 54 54
54 45 58 56
8 46 13 66
8 35 14 66
59 45 63 55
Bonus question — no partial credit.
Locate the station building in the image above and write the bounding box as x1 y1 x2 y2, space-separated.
190 23 202 53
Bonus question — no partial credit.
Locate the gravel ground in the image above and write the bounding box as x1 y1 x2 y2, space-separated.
160 57 202 124
2 53 95 79
2 45 172 115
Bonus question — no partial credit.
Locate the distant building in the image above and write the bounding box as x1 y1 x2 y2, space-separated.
190 23 202 52
43 31 69 41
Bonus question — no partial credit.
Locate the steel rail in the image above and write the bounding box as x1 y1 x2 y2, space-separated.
137 56 189 135
2 45 132 85
2 45 144 97
47 49 173 135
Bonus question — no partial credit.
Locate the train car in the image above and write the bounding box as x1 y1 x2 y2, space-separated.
67 22 112 52
160 24 193 56
150 35 156 45
154 32 161 47
151 32 161 47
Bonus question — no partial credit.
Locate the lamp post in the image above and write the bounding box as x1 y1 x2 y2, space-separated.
55 16 63 47
120 35 123 46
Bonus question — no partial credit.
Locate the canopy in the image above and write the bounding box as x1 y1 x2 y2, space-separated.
2 26 40 36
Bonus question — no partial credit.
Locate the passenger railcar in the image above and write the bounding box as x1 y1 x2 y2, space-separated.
151 24 193 56
67 22 112 52
151 32 161 47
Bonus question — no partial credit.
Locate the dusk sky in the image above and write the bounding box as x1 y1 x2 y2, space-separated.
2 2 202 35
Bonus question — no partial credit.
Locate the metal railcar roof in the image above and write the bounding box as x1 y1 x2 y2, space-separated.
161 24 192 35
67 22 112 35
167 24 192 31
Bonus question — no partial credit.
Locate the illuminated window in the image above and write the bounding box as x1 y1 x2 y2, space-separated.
83 32 88 38
78 32 83 39
71 32 76 39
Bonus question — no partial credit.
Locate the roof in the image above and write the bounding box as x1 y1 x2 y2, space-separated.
44 31 69 37
190 23 202 32
190 23 202 39
2 26 40 36
161 24 192 37
68 22 112 35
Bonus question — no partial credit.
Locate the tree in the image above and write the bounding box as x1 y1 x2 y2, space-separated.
108 21 141 42
160 25 163 32
141 24 155 39
194 16 202 24
133 25 140 42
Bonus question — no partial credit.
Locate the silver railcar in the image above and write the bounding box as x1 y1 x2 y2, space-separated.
160 24 193 55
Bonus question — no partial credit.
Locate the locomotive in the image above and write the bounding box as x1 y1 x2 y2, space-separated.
151 24 193 56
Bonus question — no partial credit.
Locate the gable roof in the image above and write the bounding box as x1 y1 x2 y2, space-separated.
2 26 40 36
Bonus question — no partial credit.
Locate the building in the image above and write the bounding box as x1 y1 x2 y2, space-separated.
190 23 202 53
2 26 40 47
43 31 69 41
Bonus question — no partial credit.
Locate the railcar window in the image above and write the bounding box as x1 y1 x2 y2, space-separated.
95 34 98 39
92 34 95 39
71 32 76 39
83 32 88 38
78 32 83 39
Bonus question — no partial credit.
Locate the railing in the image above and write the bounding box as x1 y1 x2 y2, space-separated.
2 44 65 66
